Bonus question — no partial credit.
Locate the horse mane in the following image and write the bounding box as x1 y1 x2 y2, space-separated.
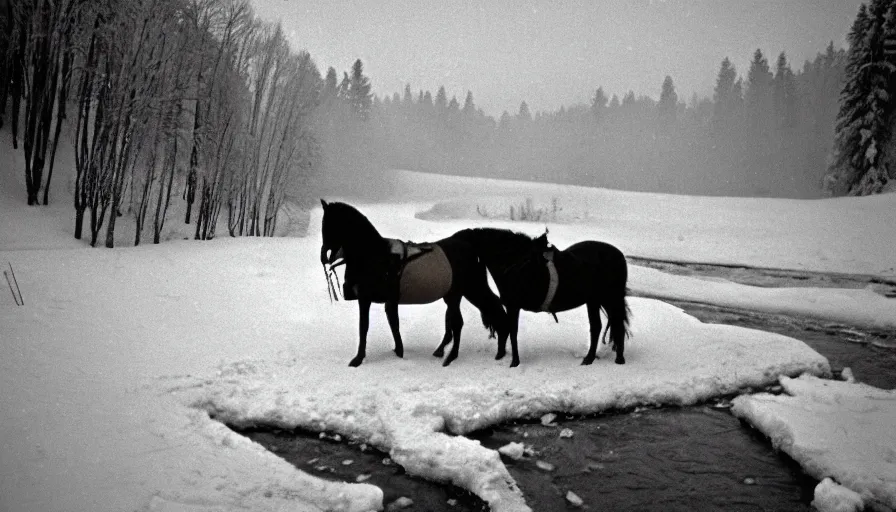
457 227 540 254
325 201 384 243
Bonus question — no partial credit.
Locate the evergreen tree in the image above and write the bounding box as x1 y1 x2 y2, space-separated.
435 85 448 110
609 94 620 109
773 52 798 132
658 75 678 126
499 110 512 129
403 83 413 106
517 101 532 122
826 1 896 195
448 95 460 111
712 57 740 129
745 49 774 133
348 59 372 120
591 86 608 118
321 67 339 103
337 72 351 99
462 90 476 115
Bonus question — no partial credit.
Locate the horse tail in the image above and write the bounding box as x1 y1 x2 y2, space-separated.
604 255 631 364
475 258 505 339
620 286 631 339
457 232 505 339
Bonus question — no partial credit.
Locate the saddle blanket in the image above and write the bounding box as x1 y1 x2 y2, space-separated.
387 239 453 304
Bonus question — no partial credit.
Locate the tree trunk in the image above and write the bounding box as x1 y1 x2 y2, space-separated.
44 40 71 205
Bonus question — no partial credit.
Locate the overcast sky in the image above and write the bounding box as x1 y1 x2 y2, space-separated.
249 0 862 117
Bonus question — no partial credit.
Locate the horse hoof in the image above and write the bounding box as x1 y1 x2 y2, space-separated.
348 357 364 367
432 349 444 358
442 356 456 367
394 348 404 358
510 360 520 368
581 357 594 366
495 351 505 360
615 356 626 365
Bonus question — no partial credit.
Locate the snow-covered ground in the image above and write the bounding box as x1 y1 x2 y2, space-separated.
3 148 896 511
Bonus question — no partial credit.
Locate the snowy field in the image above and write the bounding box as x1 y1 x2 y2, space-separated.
2 158 896 511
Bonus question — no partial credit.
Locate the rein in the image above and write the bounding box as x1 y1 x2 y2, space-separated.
323 260 344 302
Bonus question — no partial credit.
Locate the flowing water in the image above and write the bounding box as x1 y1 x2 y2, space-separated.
236 261 895 511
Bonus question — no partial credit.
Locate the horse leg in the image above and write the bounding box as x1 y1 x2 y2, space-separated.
582 302 603 365
385 301 404 358
507 305 521 368
442 296 464 367
349 298 371 367
433 308 452 357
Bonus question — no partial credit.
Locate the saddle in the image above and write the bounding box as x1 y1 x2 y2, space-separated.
341 238 439 303
386 238 435 300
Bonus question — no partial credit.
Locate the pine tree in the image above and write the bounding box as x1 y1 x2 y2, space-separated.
658 75 678 126
337 72 350 99
435 85 448 110
348 59 372 120
403 83 413 106
462 90 476 115
745 49 774 133
499 110 512 129
448 95 460 111
712 57 740 130
591 86 608 118
773 52 798 132
321 67 339 103
826 1 896 195
517 101 532 122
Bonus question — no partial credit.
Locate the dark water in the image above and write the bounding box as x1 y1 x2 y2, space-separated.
629 256 896 299
238 427 488 511
469 407 816 512
236 262 895 511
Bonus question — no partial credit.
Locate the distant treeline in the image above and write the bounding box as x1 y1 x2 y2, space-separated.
364 0 894 198
366 45 842 198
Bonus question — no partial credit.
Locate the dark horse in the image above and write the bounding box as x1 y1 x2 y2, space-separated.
434 228 631 367
319 200 508 367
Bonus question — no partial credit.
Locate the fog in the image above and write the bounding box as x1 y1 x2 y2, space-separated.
312 45 845 200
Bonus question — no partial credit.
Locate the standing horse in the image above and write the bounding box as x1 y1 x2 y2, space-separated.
435 228 630 367
319 200 508 367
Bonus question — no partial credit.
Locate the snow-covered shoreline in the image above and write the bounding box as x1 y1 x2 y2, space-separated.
4 168 896 511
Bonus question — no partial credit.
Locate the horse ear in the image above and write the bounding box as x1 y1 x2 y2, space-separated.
320 199 328 209
544 226 549 235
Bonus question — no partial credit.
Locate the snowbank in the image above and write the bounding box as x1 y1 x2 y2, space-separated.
732 375 896 510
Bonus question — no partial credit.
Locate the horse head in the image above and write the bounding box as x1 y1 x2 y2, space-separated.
320 199 344 265
320 199 384 266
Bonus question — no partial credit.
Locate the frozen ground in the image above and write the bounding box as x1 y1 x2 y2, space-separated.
3 156 895 510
